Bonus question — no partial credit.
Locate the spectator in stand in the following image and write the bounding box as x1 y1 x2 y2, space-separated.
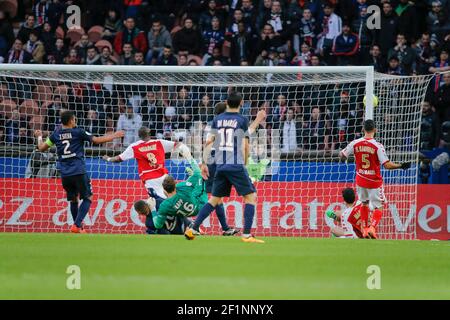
172 18 202 56
257 0 273 31
261 0 290 41
282 108 299 153
368 45 386 72
132 51 145 65
85 45 101 65
293 8 316 54
291 43 312 66
255 48 279 66
64 48 81 64
155 45 178 65
227 8 253 39
100 46 117 65
270 94 288 129
203 16 225 59
256 23 285 53
76 34 92 64
140 91 163 131
146 19 172 65
0 11 15 60
318 4 342 64
44 95 63 132
114 17 148 55
420 101 439 150
103 9 122 43
332 23 359 66
426 1 450 36
387 56 405 75
352 5 373 64
118 43 135 65
395 0 418 43
429 49 450 91
178 54 189 66
5 109 21 144
199 0 225 33
176 87 194 129
204 46 228 65
40 22 55 57
310 54 325 66
377 1 399 57
241 0 258 28
230 21 255 65
18 124 34 145
415 33 436 74
197 94 214 123
83 109 105 136
24 30 45 64
432 72 450 124
6 39 32 64
17 15 40 44
388 34 417 75
116 104 143 147
302 106 329 150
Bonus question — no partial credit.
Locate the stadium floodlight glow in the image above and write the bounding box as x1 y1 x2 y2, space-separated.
0 64 433 239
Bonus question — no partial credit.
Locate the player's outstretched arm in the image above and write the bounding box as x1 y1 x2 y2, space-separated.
174 142 193 161
248 109 267 135
34 130 51 152
383 161 411 170
92 130 125 145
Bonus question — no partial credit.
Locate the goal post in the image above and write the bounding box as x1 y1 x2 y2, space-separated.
0 64 432 239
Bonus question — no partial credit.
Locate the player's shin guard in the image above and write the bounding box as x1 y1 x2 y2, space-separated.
243 204 255 235
215 204 230 231
360 205 369 229
70 201 78 222
193 203 215 231
75 198 92 228
371 208 383 228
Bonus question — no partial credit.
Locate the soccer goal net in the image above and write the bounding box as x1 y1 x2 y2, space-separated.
0 65 433 239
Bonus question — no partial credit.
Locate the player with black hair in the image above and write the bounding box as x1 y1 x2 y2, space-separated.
326 188 364 238
35 110 124 233
340 119 411 239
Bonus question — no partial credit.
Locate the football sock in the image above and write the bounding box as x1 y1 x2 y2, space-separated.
75 198 92 228
193 202 215 231
243 204 255 235
371 209 383 228
360 205 369 229
70 201 78 223
215 204 230 231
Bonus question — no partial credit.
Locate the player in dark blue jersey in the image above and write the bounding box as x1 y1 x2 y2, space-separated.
35 110 124 233
185 92 265 243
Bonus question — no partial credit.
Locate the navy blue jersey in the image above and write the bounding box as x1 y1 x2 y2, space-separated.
47 127 93 177
211 112 249 170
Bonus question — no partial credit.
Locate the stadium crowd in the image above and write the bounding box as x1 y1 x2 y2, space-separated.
0 0 449 181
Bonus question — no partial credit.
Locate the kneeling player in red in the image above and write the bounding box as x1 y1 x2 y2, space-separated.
326 188 364 239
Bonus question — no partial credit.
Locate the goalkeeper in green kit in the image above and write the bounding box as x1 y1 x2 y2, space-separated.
134 159 237 234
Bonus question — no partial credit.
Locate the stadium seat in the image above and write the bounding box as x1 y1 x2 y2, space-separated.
19 99 39 117
55 26 65 39
95 40 112 53
66 27 85 44
0 0 18 19
88 25 104 43
0 98 17 119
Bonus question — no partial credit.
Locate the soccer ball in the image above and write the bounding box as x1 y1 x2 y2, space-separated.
363 94 379 107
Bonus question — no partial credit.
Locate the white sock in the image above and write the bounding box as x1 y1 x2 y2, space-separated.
242 234 251 238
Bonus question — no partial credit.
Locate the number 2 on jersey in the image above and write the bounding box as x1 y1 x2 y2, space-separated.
62 140 71 154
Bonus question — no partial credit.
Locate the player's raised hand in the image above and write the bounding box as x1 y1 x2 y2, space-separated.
200 163 209 180
256 109 267 121
114 130 125 139
34 130 43 138
102 155 110 161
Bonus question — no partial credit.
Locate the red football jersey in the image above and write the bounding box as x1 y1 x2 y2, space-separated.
341 137 389 189
118 139 176 182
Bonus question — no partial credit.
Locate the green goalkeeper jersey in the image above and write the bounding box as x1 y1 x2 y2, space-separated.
152 160 207 229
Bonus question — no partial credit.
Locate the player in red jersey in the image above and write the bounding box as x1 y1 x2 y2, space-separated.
340 120 411 239
326 188 364 239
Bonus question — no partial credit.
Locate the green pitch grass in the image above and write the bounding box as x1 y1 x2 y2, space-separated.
0 233 449 299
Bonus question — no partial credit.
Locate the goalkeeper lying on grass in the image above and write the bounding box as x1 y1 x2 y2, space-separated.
134 159 239 236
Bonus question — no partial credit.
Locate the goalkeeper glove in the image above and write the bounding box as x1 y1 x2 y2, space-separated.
185 167 194 177
325 210 337 220
400 162 411 170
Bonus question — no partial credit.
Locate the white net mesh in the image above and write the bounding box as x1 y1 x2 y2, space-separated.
0 66 433 239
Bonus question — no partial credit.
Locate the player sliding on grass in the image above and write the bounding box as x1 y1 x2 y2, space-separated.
340 119 411 239
134 158 239 235
185 91 264 243
35 110 125 233
102 126 192 234
326 188 364 239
